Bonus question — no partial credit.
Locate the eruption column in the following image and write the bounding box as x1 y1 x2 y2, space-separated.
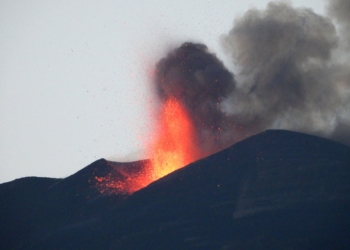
95 97 200 194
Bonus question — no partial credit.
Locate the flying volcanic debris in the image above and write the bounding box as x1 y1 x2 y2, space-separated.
96 44 238 194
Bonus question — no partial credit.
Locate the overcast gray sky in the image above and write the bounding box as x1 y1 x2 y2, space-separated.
0 0 326 183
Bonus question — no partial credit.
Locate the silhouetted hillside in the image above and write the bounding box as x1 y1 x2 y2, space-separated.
1 130 350 249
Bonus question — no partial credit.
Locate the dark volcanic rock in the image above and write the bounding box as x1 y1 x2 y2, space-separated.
1 130 350 249
0 159 149 249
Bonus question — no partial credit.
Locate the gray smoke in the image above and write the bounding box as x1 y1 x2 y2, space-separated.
154 0 350 154
221 0 350 146
328 0 350 51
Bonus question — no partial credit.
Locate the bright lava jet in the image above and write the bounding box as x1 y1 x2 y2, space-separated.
95 96 200 194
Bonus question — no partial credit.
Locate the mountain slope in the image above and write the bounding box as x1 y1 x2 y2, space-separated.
1 130 350 249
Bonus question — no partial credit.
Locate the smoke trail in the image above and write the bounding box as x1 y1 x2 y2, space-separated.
153 1 350 152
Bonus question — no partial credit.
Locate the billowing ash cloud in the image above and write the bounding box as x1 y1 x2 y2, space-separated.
153 0 350 152
221 2 342 137
220 1 350 145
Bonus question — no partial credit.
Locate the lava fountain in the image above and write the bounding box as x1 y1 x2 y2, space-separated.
147 96 200 181
95 96 200 194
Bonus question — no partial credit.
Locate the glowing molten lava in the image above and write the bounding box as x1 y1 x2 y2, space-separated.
148 97 199 181
95 97 199 194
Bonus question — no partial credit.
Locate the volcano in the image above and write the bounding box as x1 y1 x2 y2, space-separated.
1 130 350 249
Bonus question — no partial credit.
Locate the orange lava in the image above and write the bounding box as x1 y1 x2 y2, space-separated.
147 97 199 181
95 162 153 194
95 97 199 194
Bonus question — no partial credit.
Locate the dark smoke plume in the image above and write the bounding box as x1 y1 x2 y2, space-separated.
154 43 236 153
153 0 350 154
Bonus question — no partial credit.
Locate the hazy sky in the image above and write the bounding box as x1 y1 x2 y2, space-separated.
1 0 326 183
